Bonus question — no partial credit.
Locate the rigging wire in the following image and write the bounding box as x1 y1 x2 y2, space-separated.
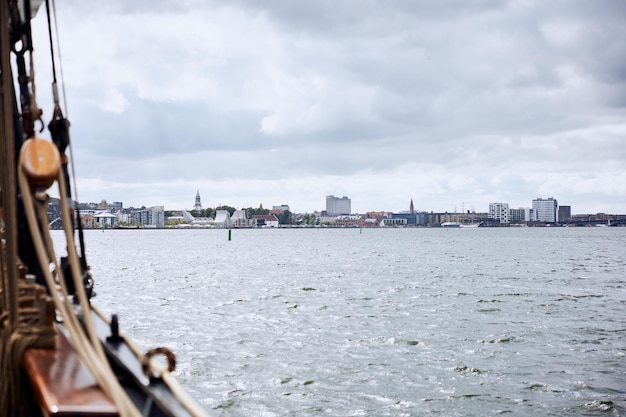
44 0 89 272
46 0 79 203
43 0 57 84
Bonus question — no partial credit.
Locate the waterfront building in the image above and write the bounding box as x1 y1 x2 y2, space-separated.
318 216 338 225
489 202 510 223
326 195 351 215
231 209 249 227
427 212 457 225
366 211 393 223
133 206 165 228
510 207 526 223
388 199 427 226
77 209 112 228
382 217 408 226
532 197 558 223
569 213 626 226
364 218 380 227
180 210 196 222
336 215 366 227
251 214 279 228
213 210 232 228
115 210 132 225
510 207 527 224
94 212 116 228
392 211 428 226
558 205 571 223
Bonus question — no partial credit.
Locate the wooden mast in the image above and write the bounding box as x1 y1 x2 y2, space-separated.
0 0 19 331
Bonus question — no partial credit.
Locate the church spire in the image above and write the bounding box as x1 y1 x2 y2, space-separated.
410 198 414 213
194 190 202 210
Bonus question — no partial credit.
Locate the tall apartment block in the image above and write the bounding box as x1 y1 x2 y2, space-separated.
326 195 351 215
532 197 558 223
489 202 510 223
510 207 534 223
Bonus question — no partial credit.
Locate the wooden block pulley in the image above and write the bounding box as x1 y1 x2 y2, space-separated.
19 137 61 190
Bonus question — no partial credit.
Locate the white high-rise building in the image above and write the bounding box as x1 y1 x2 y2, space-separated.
532 197 558 223
326 195 351 215
489 202 510 223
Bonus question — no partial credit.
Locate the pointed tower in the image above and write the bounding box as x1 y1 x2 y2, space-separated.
259 203 264 210
194 190 202 210
410 198 414 213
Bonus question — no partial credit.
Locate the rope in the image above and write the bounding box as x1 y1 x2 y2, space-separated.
0 1 209 413
0 316 55 417
18 168 142 417
44 0 58 84
28 49 43 132
48 0 81 206
1 248 56 417
39 4 209 415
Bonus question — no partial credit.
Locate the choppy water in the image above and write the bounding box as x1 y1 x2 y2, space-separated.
59 227 625 416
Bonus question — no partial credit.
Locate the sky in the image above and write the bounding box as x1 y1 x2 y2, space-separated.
28 0 626 214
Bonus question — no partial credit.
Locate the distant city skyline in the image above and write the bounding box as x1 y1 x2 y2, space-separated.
71 195 624 229
84 192 621 217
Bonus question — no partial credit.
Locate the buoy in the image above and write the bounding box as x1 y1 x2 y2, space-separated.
228 229 232 241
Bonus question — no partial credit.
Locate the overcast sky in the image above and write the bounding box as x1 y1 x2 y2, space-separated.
30 0 625 214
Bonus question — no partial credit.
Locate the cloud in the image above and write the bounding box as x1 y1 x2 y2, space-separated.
29 0 626 214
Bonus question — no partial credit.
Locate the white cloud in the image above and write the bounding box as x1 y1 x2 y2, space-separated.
28 0 626 215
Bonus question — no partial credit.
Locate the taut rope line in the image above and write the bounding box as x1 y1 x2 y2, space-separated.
18 163 142 417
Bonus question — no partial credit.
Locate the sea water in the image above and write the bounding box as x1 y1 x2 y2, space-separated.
58 227 625 416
